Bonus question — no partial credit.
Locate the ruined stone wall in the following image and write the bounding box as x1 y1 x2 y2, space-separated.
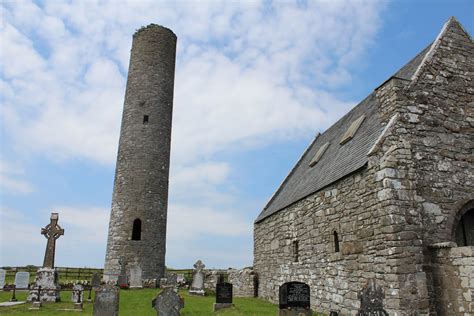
228 268 257 297
104 24 176 282
429 245 474 314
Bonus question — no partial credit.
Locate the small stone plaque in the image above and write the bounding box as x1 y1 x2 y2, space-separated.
216 282 233 304
279 281 310 310
0 269 6 289
93 284 119 316
14 272 30 289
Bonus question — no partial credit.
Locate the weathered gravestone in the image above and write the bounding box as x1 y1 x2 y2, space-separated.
71 284 84 302
213 282 233 311
279 282 312 316
71 284 84 310
117 258 128 288
28 213 63 302
165 272 178 288
189 260 205 295
0 269 6 289
14 272 30 289
93 284 119 316
152 286 184 316
91 273 101 290
129 263 143 289
357 279 388 316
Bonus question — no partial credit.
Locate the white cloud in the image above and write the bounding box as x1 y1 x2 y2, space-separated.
0 160 34 195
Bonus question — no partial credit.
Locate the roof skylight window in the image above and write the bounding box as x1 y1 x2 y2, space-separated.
309 142 330 167
340 115 366 145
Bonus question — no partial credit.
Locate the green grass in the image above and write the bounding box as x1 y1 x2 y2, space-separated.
0 289 323 315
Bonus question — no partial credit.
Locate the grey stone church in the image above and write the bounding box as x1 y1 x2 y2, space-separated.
254 17 473 315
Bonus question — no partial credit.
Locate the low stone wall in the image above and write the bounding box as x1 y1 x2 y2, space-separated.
228 268 257 297
429 245 474 315
203 269 227 290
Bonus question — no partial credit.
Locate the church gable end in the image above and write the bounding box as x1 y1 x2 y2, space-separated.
254 17 473 315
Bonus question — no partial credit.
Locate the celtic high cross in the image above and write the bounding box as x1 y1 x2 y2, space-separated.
41 213 64 268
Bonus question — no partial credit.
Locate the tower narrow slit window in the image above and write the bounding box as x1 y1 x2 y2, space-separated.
132 218 142 240
333 231 340 253
143 115 149 124
292 240 299 262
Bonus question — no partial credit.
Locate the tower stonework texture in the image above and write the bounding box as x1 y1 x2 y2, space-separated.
104 24 176 283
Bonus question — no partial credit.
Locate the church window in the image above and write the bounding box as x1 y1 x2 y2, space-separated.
309 142 330 167
333 231 340 253
292 240 299 262
132 218 142 240
143 115 149 124
455 209 474 246
340 115 366 145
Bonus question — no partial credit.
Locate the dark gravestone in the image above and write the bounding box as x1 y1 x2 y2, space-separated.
279 282 310 310
357 279 388 316
117 275 128 289
93 284 119 316
91 273 101 290
216 282 233 304
214 282 234 311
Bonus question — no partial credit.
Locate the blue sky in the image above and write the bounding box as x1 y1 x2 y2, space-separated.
1 0 473 269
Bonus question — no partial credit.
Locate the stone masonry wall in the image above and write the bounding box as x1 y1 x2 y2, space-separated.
104 24 177 282
429 245 474 314
228 268 257 297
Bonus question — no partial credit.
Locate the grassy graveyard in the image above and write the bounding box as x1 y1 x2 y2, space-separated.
0 288 322 315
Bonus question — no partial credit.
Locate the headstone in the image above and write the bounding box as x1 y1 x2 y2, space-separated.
93 284 119 316
189 260 205 295
0 269 6 289
129 263 143 289
91 273 101 290
117 274 128 289
28 213 64 302
279 282 312 316
176 274 186 285
152 286 184 316
14 272 30 289
71 284 84 303
214 282 234 311
357 279 388 316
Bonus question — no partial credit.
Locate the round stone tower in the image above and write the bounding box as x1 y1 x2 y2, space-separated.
103 24 176 283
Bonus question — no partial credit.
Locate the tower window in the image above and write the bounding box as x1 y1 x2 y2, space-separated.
333 231 340 253
132 218 142 240
143 115 149 124
292 240 299 262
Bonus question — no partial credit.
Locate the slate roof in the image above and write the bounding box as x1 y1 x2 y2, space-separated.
255 39 434 223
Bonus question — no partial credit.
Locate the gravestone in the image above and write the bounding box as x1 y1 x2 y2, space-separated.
91 273 101 290
214 282 234 311
129 263 143 289
28 213 63 302
71 284 84 302
14 272 30 289
93 284 119 316
117 258 128 288
152 286 184 316
189 260 205 295
279 282 312 316
0 269 6 289
357 279 388 316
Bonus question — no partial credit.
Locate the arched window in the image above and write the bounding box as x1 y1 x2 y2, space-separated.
292 240 299 262
455 208 473 246
333 231 340 253
132 218 142 241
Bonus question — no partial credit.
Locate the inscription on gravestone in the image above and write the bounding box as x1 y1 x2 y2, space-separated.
93 284 119 316
279 282 310 310
216 282 233 304
357 279 388 316
14 272 30 289
0 269 6 289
